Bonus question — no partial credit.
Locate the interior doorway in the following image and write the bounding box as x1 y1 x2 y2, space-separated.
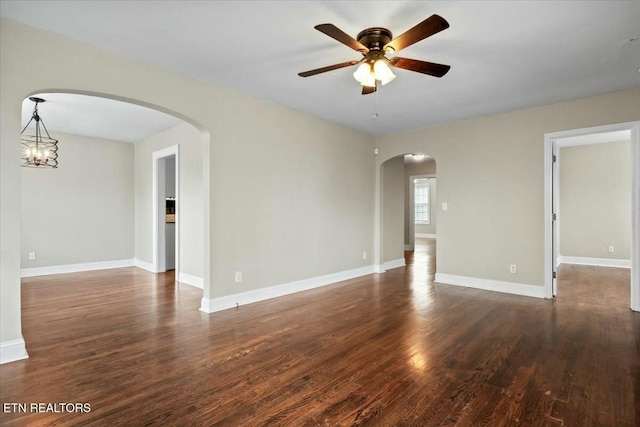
554 132 631 307
544 121 640 311
153 146 179 274
14 90 210 366
378 153 437 273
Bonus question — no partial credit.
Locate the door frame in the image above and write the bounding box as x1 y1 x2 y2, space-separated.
152 145 180 275
544 121 640 310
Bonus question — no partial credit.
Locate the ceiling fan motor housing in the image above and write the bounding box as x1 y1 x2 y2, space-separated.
356 27 393 52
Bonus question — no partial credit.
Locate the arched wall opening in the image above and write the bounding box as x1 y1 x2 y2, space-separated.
10 88 212 363
377 152 437 273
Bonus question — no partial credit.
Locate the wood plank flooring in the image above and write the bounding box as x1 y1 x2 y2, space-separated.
1 239 638 426
557 263 631 309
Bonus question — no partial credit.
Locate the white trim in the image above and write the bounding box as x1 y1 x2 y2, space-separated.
178 272 203 289
415 233 437 239
558 256 631 269
200 265 376 313
544 121 640 311
201 131 212 304
0 338 29 364
153 152 165 273
544 132 554 298
404 244 412 250
553 147 561 293
435 273 545 299
134 258 155 272
633 121 640 312
21 259 135 278
554 130 630 147
382 258 406 271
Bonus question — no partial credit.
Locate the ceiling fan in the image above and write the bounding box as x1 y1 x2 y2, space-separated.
298 15 451 95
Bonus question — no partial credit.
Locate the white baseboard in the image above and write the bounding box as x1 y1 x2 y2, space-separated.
435 273 545 299
0 338 28 364
558 256 631 269
382 258 406 271
200 265 376 313
134 259 155 272
135 260 204 289
21 259 135 278
416 233 437 239
179 272 203 289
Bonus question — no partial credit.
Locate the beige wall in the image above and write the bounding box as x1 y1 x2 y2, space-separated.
376 87 640 287
559 140 631 259
21 132 134 269
382 156 405 263
404 159 437 244
134 122 204 279
0 19 375 347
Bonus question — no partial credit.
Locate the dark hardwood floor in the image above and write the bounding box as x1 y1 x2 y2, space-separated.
557 263 631 308
1 239 638 426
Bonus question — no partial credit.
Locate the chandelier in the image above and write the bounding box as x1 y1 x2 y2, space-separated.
21 97 59 168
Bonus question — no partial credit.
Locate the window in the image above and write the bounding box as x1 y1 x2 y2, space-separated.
414 178 430 224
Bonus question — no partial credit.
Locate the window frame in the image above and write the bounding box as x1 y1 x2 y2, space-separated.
414 178 431 225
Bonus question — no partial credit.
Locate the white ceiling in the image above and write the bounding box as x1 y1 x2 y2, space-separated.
22 93 181 143
3 1 640 137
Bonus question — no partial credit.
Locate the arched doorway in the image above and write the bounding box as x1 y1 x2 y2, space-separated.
377 153 437 273
14 89 212 363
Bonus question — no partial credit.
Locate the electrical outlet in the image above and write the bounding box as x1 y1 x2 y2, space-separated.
510 264 517 274
362 251 367 260
608 245 614 253
29 252 36 260
442 202 448 211
234 271 242 283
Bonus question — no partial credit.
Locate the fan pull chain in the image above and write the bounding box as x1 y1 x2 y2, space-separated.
373 85 380 120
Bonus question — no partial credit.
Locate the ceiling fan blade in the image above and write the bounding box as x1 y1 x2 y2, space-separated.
384 14 449 53
298 60 361 77
362 84 377 95
389 57 451 77
315 24 368 52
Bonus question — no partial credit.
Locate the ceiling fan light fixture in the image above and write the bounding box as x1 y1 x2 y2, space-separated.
353 63 376 87
373 59 395 85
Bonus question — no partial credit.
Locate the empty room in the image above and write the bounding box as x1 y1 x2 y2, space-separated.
1 1 639 425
